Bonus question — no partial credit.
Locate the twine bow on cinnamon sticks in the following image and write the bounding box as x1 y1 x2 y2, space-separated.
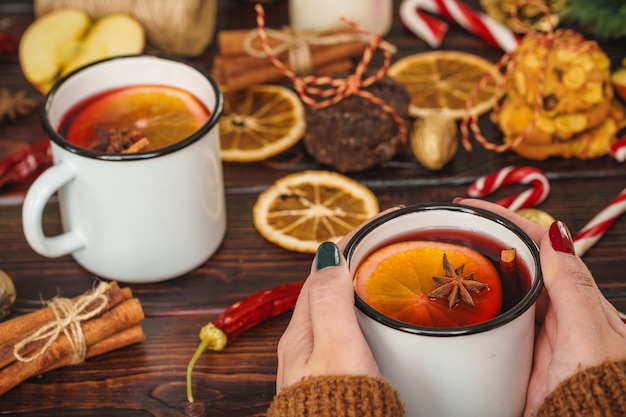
243 25 379 76
461 0 597 153
0 281 145 396
13 282 110 364
213 23 376 92
254 4 408 145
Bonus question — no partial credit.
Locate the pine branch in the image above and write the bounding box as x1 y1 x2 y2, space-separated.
561 0 626 39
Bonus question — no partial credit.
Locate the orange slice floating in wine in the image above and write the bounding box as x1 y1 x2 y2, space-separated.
66 85 210 151
355 241 503 328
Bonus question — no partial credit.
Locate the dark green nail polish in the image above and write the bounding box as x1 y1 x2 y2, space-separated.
316 241 340 271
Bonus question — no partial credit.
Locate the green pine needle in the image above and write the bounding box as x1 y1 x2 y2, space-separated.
561 0 626 39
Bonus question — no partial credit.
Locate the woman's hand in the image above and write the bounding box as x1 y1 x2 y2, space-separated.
274 208 400 392
457 198 626 416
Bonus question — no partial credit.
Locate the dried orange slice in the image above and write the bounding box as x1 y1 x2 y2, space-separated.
219 85 306 162
66 85 209 151
253 170 379 253
388 51 500 119
355 241 503 327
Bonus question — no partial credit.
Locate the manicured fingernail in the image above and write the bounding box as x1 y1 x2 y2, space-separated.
549 221 576 255
315 241 341 271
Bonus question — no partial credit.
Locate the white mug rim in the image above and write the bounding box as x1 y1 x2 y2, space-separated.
41 54 224 162
345 203 543 337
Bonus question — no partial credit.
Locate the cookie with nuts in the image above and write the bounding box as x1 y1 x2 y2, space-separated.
497 91 612 145
507 30 612 115
504 100 626 160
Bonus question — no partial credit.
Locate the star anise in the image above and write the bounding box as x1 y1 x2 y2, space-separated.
0 88 39 124
428 253 489 309
89 127 149 154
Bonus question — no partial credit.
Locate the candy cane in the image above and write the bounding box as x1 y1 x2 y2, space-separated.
399 0 521 52
573 188 626 256
467 166 550 212
610 137 626 163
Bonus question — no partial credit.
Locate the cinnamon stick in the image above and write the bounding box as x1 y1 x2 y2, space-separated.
0 282 132 369
214 41 365 78
217 27 362 57
41 324 145 374
500 248 518 296
215 58 357 92
314 59 354 76
0 298 144 395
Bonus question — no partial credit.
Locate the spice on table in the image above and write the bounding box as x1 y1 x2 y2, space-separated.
0 88 39 124
410 113 458 171
213 27 367 91
186 281 304 403
429 253 489 308
0 137 53 191
0 281 145 396
0 269 16 320
0 32 18 55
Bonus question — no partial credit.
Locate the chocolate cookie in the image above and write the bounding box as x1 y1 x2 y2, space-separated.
303 74 410 172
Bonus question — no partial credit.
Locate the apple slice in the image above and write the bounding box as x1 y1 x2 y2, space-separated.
19 9 91 93
19 9 145 94
61 14 145 77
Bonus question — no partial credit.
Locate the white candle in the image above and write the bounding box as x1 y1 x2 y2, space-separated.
289 0 393 35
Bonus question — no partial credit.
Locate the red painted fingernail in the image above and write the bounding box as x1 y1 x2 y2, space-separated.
549 221 576 255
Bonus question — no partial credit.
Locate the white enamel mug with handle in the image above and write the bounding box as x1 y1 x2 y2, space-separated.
22 55 226 283
345 204 543 417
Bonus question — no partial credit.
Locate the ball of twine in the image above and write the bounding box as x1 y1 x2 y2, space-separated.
34 0 217 56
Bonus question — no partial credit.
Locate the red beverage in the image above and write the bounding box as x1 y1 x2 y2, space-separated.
354 228 532 328
58 84 211 153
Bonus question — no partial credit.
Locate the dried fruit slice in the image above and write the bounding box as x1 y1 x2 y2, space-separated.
253 170 379 253
219 85 306 162
66 85 210 151
355 241 503 327
388 51 500 119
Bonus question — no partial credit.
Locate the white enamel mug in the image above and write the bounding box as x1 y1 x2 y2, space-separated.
289 0 393 35
344 204 543 417
22 55 226 283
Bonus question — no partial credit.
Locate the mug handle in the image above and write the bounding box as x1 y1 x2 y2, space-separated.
22 162 85 257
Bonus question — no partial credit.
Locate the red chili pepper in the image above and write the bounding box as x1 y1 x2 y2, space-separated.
0 138 53 190
186 281 304 403
0 32 18 55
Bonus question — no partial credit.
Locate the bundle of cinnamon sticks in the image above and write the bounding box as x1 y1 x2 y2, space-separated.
0 281 145 396
212 27 368 91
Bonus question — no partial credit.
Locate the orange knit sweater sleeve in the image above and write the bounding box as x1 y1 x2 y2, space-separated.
537 361 626 416
267 375 405 417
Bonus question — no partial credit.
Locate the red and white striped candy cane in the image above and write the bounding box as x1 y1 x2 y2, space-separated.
399 0 520 52
610 137 626 163
573 187 626 256
467 166 550 212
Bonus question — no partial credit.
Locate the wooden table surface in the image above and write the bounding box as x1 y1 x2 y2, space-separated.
1 0 625 415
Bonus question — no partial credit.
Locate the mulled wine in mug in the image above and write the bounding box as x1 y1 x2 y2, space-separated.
345 204 543 417
22 55 226 283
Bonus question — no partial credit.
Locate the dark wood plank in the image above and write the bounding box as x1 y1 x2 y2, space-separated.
0 0 625 415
